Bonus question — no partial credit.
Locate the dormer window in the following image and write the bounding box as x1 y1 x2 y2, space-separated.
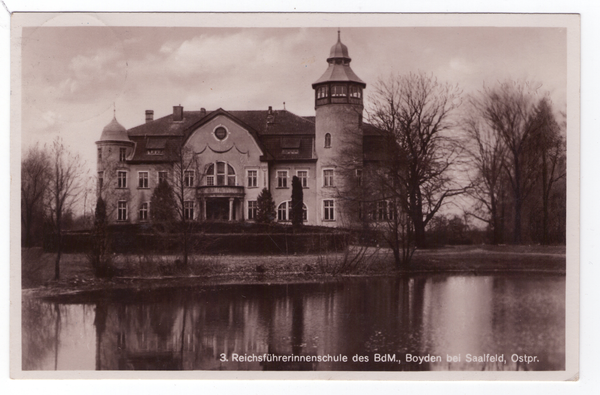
147 149 163 155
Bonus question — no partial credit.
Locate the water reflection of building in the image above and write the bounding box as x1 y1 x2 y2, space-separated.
82 276 565 371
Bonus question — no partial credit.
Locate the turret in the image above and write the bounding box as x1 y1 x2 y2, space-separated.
313 31 366 226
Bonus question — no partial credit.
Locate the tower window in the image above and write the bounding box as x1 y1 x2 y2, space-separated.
350 85 362 98
323 169 334 187
324 133 331 148
317 85 328 99
97 147 102 161
119 147 127 162
98 172 104 191
331 85 347 97
117 171 127 188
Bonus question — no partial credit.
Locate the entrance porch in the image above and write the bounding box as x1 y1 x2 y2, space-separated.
197 185 245 221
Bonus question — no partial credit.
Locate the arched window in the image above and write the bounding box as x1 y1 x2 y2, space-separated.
325 133 331 148
277 201 307 222
205 162 236 186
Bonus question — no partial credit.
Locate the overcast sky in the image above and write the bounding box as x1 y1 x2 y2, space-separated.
19 24 567 204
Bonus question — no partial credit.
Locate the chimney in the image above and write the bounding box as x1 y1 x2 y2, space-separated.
267 106 275 125
173 105 184 122
200 108 206 116
145 110 154 123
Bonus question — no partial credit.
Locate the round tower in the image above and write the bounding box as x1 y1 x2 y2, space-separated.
312 31 366 225
95 115 134 196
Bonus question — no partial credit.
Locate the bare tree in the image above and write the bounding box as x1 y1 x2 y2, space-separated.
21 144 50 247
45 138 86 280
474 80 547 244
367 72 466 248
463 99 509 244
170 144 202 269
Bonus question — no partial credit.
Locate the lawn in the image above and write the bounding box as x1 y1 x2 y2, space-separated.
20 244 566 299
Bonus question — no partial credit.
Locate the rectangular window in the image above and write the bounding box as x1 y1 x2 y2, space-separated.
247 170 258 187
98 172 104 190
297 170 308 188
323 200 335 221
377 201 388 221
184 201 194 220
117 171 127 188
138 171 149 188
356 169 363 187
158 171 168 184
118 201 127 221
323 169 334 187
331 85 347 97
206 176 214 186
184 171 194 187
97 147 102 161
317 85 328 99
119 147 127 162
139 202 148 221
277 171 288 188
248 201 257 220
350 85 362 98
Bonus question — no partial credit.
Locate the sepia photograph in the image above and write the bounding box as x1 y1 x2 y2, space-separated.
10 13 579 380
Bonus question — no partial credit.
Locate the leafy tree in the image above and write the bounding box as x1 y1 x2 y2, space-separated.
89 196 111 277
256 188 275 224
150 179 177 225
291 176 304 228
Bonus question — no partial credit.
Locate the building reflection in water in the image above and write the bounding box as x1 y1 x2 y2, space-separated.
22 275 565 371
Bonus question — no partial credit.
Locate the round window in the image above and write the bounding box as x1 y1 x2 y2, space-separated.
214 127 227 140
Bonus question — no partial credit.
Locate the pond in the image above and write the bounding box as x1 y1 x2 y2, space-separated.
22 274 565 371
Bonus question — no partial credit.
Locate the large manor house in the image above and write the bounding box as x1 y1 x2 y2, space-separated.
96 32 383 227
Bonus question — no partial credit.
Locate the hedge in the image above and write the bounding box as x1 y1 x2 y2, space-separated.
44 231 350 255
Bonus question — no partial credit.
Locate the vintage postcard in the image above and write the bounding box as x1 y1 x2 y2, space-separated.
10 13 580 380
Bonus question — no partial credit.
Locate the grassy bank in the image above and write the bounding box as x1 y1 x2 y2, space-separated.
21 245 566 300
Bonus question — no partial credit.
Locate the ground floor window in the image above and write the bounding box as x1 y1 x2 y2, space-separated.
118 201 127 221
278 201 307 222
248 200 257 220
184 201 194 220
139 202 148 221
323 200 335 221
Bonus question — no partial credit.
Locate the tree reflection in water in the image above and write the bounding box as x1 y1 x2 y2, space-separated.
22 275 566 371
